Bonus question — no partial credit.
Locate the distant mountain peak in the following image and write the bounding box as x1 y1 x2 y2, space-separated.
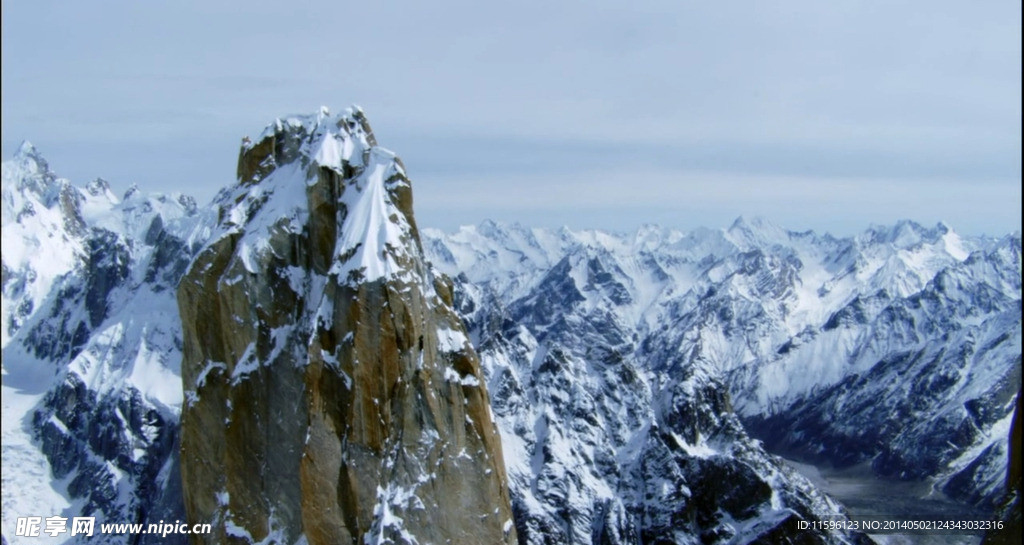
15 140 39 159
726 214 790 248
4 140 59 198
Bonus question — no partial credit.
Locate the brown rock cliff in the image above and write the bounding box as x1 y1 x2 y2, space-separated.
178 107 517 545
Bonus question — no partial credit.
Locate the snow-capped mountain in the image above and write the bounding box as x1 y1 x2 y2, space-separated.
2 142 206 543
749 235 1021 507
177 107 516 544
6 105 1016 544
423 217 1021 526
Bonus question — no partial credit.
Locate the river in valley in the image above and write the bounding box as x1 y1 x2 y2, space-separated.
779 457 989 545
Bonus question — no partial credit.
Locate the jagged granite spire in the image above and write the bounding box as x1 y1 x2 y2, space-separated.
178 107 516 544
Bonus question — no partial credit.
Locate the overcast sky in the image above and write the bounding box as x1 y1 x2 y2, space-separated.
2 0 1020 236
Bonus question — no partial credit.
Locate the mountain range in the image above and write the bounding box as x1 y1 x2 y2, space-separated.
2 107 1019 544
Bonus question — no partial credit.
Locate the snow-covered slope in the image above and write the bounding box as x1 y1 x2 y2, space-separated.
425 220 887 543
2 143 206 544
749 237 1021 507
6 108 1017 544
424 217 1021 525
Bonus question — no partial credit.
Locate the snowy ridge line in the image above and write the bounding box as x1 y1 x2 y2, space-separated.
3 141 204 544
4 106 1019 544
424 217 1018 412
425 216 1020 535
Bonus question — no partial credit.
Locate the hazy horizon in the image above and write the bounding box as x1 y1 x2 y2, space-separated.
3 1 1020 236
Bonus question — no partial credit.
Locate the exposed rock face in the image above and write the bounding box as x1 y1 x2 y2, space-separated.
178 108 516 545
982 389 1022 545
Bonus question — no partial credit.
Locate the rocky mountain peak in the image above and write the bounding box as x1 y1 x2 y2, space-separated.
861 218 957 250
3 141 75 215
212 106 420 286
178 106 516 545
11 141 53 185
726 215 791 249
237 106 376 183
85 177 118 200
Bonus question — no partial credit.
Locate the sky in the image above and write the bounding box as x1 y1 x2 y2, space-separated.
2 0 1021 236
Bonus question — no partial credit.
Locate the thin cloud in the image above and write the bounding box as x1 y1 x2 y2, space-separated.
2 0 1019 235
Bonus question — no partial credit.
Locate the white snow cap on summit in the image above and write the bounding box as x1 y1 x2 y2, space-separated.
215 106 417 286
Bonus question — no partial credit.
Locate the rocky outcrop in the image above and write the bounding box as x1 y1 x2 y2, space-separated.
179 108 516 545
982 389 1022 545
